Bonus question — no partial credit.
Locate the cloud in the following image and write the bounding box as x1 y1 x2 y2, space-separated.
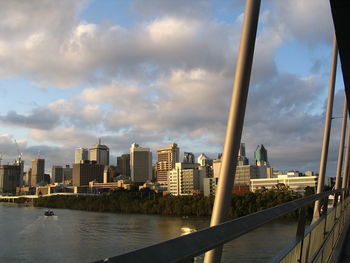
265 0 333 44
0 108 60 130
131 0 211 19
0 0 343 177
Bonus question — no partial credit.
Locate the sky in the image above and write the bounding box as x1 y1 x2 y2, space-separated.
0 0 346 176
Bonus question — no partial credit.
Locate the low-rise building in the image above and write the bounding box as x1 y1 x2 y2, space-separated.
250 175 318 193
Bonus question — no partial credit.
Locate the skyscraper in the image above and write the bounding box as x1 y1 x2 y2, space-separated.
52 165 63 183
75 148 89 164
254 144 268 166
31 159 45 186
117 154 131 177
156 143 179 185
89 140 109 165
130 143 152 183
237 143 249 166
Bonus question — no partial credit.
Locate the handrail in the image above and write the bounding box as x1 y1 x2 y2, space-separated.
92 189 342 263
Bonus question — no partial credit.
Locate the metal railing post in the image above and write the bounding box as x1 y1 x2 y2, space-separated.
335 96 348 191
342 124 350 198
204 0 261 262
313 35 338 222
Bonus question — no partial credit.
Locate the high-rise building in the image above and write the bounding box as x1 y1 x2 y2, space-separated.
52 165 63 183
75 148 89 164
156 143 179 184
0 164 21 194
168 162 200 196
130 143 152 183
254 144 268 166
31 159 45 187
72 162 104 186
117 154 131 177
89 140 109 165
238 143 249 165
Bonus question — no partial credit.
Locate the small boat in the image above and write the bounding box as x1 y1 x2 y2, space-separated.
44 210 55 216
181 227 196 235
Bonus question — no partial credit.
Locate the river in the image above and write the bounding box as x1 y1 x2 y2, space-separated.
0 203 297 262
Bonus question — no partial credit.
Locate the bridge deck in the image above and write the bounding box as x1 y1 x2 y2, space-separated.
339 224 350 262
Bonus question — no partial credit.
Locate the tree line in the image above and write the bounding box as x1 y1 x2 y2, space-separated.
34 183 311 219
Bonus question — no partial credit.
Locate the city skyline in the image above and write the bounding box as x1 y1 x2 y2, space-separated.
0 0 345 176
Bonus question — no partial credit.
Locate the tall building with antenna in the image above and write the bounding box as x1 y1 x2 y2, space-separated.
89 139 109 165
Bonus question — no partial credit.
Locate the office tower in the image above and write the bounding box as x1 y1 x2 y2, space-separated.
52 165 63 183
31 159 45 186
254 144 269 166
130 143 152 183
156 143 179 184
117 154 131 177
75 148 89 164
89 139 109 165
168 162 200 196
72 162 104 186
0 164 21 194
238 143 249 166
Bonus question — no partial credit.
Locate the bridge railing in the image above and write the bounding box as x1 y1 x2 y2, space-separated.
92 189 350 263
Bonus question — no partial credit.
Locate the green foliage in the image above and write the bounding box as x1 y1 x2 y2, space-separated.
33 185 302 219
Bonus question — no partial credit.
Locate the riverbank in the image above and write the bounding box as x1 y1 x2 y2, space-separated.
33 187 306 218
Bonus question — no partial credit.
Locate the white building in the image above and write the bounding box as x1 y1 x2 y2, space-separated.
74 148 89 164
197 153 212 166
130 143 152 183
168 162 200 196
250 175 318 193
